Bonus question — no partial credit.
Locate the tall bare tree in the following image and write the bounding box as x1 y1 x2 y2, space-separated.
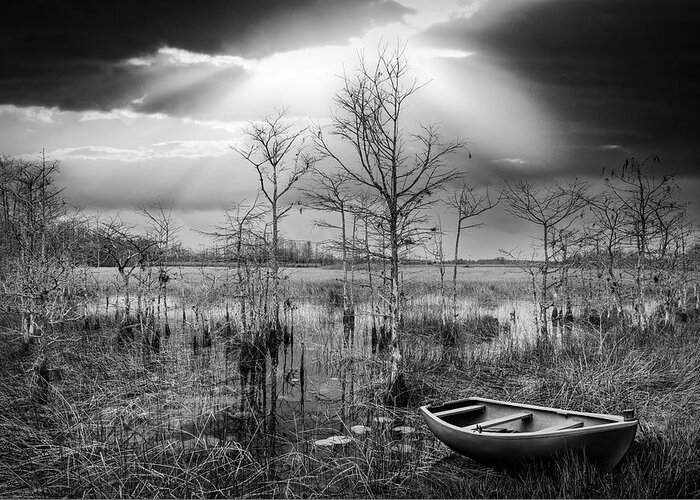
235 109 315 317
315 44 465 394
234 109 315 432
502 179 588 343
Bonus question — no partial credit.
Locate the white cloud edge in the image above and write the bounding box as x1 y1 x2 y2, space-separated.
125 46 258 71
0 104 59 124
34 141 234 163
492 158 527 165
1 104 253 135
415 48 476 59
79 108 250 134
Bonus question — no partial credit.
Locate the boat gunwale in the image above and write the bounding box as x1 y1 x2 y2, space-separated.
420 396 638 439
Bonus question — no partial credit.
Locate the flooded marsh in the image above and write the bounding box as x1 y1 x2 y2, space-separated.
1 264 699 498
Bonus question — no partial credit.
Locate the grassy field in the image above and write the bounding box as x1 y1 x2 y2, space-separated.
1 264 698 498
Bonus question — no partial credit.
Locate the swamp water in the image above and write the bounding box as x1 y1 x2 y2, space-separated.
82 266 603 482
90 298 428 467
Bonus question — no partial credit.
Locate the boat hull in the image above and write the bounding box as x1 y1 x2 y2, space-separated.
420 397 638 471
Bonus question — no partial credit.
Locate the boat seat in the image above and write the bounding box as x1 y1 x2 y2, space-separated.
469 411 533 432
433 404 486 419
533 420 584 433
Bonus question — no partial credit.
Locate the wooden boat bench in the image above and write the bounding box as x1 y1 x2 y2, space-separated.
433 404 486 419
533 420 584 433
468 411 533 432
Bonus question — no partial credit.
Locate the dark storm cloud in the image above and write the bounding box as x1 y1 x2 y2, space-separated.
418 0 700 177
0 0 411 110
0 61 149 111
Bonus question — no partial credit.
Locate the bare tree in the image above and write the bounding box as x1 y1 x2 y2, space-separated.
0 154 78 347
502 179 588 344
447 183 498 326
98 217 157 325
211 199 271 416
211 199 267 333
234 109 315 317
314 43 465 395
140 201 181 342
302 167 361 417
234 109 315 434
352 193 389 353
0 153 86 404
670 214 697 315
302 167 355 344
587 192 626 318
605 156 687 329
424 217 448 328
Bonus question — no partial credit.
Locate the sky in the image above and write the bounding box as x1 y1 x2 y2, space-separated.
1 0 699 259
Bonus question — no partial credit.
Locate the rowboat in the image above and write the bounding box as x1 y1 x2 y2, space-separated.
420 396 637 471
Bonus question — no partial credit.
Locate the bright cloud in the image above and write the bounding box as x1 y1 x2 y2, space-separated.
126 46 257 70
415 47 476 59
599 144 627 151
492 158 527 165
79 109 169 121
0 104 58 123
48 140 232 163
180 117 249 134
78 107 248 134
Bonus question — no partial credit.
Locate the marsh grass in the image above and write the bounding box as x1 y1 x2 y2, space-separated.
1 267 699 498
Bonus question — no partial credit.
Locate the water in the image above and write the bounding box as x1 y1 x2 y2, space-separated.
84 265 621 462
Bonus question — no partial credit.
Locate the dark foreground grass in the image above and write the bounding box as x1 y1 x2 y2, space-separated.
1 314 699 498
401 322 700 498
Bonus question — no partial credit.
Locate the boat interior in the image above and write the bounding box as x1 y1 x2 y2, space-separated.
428 399 618 433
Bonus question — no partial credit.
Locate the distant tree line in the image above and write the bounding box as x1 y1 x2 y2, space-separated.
204 238 336 267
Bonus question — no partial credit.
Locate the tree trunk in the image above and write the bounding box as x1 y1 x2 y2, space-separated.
389 217 402 390
540 226 550 342
452 219 462 327
635 252 647 330
269 192 280 437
